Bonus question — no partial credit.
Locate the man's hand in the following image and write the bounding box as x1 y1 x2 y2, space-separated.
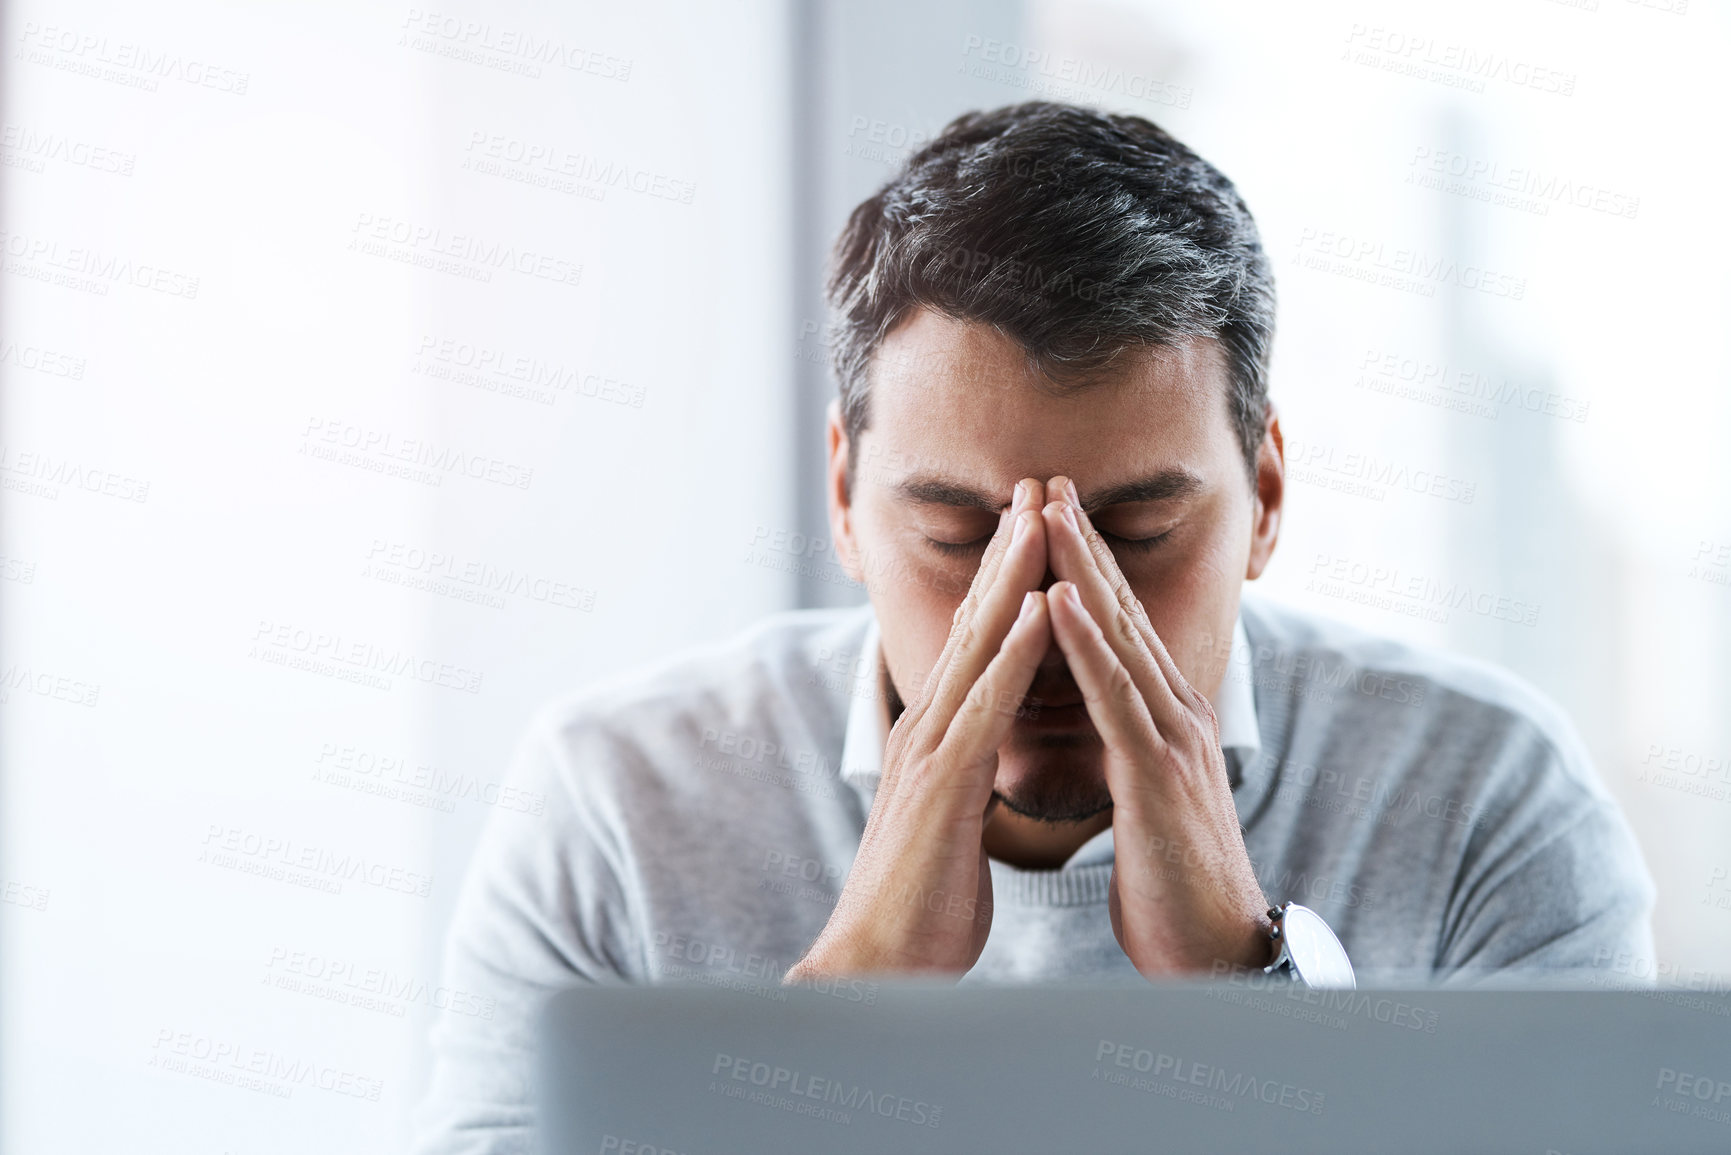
1039 476 1275 977
785 480 1053 980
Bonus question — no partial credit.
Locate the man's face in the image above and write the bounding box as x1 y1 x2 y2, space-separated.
827 307 1281 825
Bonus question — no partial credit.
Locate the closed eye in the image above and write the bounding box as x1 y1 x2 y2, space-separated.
1101 529 1173 553
926 529 1173 556
924 535 992 557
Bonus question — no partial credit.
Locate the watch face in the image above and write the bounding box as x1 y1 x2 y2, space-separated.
1282 904 1357 989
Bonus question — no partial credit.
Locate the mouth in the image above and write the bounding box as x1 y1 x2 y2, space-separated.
1024 671 1084 711
1017 688 1093 728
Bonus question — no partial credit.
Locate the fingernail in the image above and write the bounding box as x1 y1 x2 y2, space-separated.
1061 502 1078 530
1019 591 1037 621
1011 480 1028 514
1065 583 1082 608
1066 478 1080 506
1012 510 1029 543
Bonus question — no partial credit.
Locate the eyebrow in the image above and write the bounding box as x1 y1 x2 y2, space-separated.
891 470 1205 513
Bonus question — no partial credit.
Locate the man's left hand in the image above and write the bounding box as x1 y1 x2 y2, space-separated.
1038 475 1274 977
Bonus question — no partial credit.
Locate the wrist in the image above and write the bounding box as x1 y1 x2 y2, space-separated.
1188 907 1277 979
1231 907 1279 972
783 933 881 983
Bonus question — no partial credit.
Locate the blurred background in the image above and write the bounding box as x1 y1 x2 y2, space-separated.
2 0 1727 1149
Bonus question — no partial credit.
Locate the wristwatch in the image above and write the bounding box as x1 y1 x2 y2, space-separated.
1261 902 1356 989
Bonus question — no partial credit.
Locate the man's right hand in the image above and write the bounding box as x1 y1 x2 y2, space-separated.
785 479 1052 980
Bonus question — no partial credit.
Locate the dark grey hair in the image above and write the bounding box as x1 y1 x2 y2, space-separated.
825 100 1275 490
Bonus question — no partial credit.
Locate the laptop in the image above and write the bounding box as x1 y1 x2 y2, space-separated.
536 976 1731 1154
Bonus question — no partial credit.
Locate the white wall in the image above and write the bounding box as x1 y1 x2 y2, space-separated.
0 1 793 1150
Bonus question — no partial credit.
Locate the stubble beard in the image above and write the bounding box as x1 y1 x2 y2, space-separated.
883 657 1113 825
991 732 1114 824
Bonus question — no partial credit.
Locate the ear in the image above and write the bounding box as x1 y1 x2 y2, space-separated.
1245 401 1284 581
825 397 864 583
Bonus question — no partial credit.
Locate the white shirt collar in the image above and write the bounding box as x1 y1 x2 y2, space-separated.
838 607 1262 791
1214 614 1263 760
837 609 889 788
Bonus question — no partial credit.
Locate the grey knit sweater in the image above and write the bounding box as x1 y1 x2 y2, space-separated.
411 593 1655 1153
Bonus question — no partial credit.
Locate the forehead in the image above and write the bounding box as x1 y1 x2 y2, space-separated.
861 309 1233 487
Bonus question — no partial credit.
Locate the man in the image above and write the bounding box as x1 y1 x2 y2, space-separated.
412 102 1653 1152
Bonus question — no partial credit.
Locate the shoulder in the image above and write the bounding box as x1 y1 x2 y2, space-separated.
1236 593 1654 972
1238 591 1604 803
516 603 874 800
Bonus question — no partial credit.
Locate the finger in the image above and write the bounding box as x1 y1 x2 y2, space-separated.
901 478 1043 736
932 589 1051 785
935 481 1033 667
1045 580 1163 783
878 485 1035 797
887 496 1019 761
1059 476 1211 714
1039 480 1188 730
905 483 1021 710
915 500 1050 751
